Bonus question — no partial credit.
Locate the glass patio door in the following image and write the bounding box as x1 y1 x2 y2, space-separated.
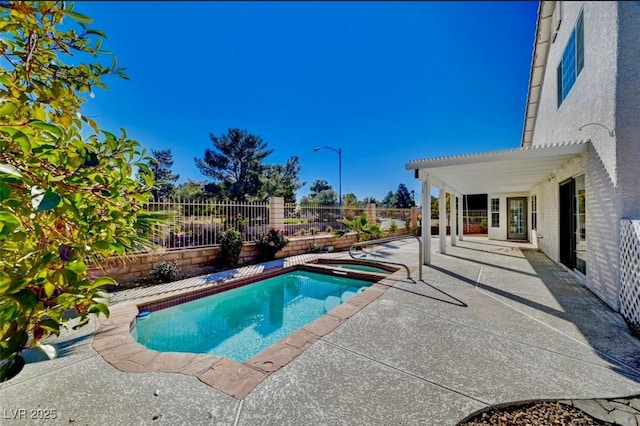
507 197 527 240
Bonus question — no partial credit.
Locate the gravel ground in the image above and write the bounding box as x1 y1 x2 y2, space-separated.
459 402 612 425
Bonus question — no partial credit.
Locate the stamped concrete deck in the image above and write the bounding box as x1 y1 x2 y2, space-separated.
2 236 640 425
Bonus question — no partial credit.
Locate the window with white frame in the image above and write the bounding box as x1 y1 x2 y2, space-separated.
557 10 584 106
531 195 538 230
491 198 500 228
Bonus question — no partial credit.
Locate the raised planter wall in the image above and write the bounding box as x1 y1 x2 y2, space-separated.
93 232 364 283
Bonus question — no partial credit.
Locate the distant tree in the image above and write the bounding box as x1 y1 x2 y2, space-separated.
195 128 273 201
361 196 378 206
310 179 332 194
382 191 397 207
300 179 338 205
257 156 305 203
175 180 207 201
342 193 359 207
395 183 414 208
145 149 179 200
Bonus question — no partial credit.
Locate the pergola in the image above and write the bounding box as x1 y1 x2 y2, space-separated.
405 140 590 264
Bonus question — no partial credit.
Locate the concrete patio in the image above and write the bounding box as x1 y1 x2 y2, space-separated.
2 236 640 425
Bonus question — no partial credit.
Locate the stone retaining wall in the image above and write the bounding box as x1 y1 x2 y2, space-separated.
93 232 365 283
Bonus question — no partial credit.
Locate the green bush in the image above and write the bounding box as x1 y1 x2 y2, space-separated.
310 243 323 253
151 260 181 283
0 3 156 381
389 221 398 232
255 229 289 261
405 219 411 231
219 228 243 269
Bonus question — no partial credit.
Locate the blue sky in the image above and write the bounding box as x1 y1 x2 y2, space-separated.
77 1 538 202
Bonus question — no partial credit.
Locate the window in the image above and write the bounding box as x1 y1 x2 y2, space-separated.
531 195 537 231
557 10 584 106
491 198 500 228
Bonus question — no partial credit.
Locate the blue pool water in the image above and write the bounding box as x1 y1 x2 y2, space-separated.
134 271 371 362
330 264 390 274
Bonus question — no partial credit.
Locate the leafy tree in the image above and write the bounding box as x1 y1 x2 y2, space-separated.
0 2 154 380
395 183 414 208
361 196 377 206
310 179 331 194
145 149 179 200
175 179 206 201
300 179 338 205
342 193 359 207
257 156 305 203
382 191 397 207
195 128 273 202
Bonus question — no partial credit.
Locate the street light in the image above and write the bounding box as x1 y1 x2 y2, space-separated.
313 146 342 219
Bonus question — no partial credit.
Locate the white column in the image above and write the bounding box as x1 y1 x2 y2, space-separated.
451 193 457 246
457 193 464 241
439 185 447 254
422 178 431 265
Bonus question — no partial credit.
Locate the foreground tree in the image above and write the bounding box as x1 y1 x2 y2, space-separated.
0 2 154 381
145 149 179 200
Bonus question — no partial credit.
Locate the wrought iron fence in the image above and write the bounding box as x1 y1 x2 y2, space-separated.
143 199 415 250
284 203 343 236
145 199 270 250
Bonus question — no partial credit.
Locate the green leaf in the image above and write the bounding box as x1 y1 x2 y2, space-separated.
0 182 10 201
12 290 38 310
66 259 87 274
12 131 31 155
89 303 109 317
0 212 20 237
0 101 17 117
43 282 56 298
0 300 19 324
60 9 93 24
89 277 116 289
29 121 63 139
38 318 60 333
110 242 124 256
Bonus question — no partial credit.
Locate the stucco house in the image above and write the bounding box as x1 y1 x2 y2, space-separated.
406 1 640 326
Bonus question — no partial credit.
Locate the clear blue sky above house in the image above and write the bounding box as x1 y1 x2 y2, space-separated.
77 1 538 202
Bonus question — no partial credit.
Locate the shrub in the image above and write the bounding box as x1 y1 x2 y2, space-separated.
255 229 289 261
325 226 333 233
309 227 320 235
389 221 398 232
310 243 323 253
297 228 307 236
151 260 181 283
219 228 243 269
0 3 157 381
405 219 411 232
369 224 383 240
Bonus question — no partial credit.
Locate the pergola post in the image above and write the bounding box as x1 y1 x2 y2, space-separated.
422 178 431 265
457 193 464 241
451 193 457 246
439 185 447 254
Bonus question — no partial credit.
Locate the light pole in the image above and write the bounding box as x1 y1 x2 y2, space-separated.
313 146 342 219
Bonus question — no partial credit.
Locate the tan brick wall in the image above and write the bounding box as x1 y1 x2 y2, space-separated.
95 233 365 283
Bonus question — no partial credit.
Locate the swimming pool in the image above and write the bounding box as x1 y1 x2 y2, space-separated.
329 264 391 274
134 270 371 362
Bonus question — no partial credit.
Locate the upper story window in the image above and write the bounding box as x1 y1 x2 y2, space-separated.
557 10 584 107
